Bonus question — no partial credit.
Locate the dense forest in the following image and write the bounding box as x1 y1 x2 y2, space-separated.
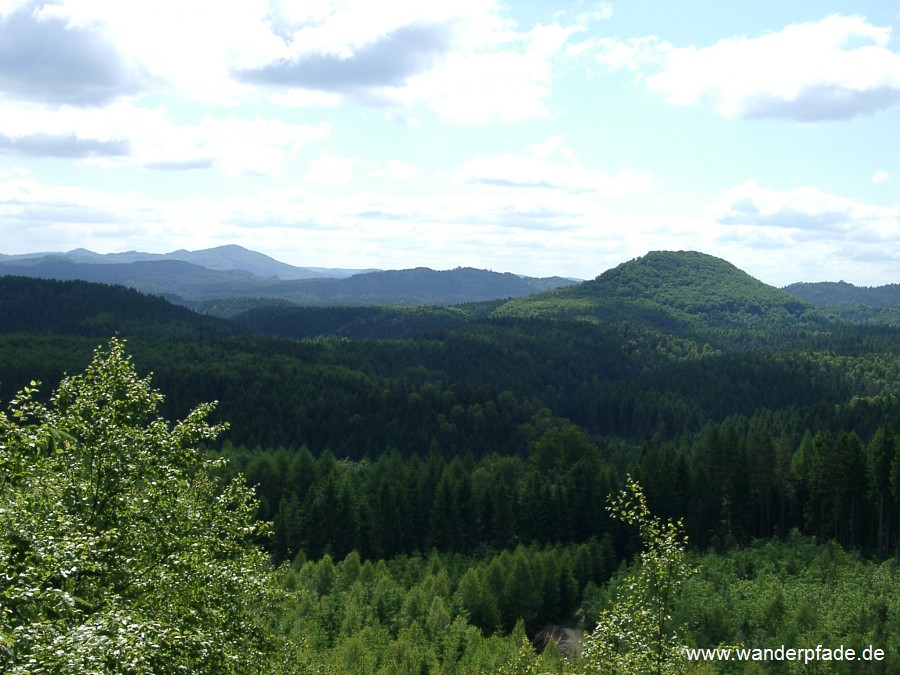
1 251 898 672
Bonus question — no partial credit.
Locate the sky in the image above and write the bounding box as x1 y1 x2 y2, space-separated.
1 0 899 286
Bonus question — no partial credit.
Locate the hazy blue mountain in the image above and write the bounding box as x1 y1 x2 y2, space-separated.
0 258 264 300
161 245 329 279
0 245 363 280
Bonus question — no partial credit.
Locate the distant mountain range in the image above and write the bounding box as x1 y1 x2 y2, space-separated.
0 245 365 280
1 246 897 327
0 245 577 312
2 249 898 342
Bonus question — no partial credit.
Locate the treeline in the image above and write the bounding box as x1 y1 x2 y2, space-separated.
266 530 900 673
5 317 894 452
219 414 900 567
4 316 899 559
142 321 900 452
222 424 615 563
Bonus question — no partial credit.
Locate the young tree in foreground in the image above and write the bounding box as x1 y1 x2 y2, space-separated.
0 339 276 673
582 477 692 675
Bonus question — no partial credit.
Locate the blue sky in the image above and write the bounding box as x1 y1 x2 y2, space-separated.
1 0 898 285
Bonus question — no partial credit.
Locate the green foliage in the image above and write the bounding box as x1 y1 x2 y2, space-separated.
0 339 276 673
266 549 563 674
675 536 900 673
583 477 693 675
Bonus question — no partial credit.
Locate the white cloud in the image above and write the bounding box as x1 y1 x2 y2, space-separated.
581 2 613 23
144 117 330 176
456 138 652 195
0 102 330 174
648 15 900 121
33 0 282 103
872 171 891 184
583 35 671 70
0 2 145 106
0 1 586 125
0 0 31 18
302 154 422 185
3 170 898 284
713 181 900 244
555 1 612 26
306 152 363 184
372 159 420 180
0 176 165 252
586 15 900 122
233 2 583 123
404 21 581 124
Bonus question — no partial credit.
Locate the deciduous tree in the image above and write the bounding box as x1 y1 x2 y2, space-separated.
0 339 276 673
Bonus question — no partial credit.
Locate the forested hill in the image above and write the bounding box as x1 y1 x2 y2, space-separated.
290 267 575 304
784 280 900 308
783 280 900 325
493 250 820 331
0 275 238 338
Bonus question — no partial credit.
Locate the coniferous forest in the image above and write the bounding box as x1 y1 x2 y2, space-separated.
1 251 899 673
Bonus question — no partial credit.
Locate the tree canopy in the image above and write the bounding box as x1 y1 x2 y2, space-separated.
0 339 276 673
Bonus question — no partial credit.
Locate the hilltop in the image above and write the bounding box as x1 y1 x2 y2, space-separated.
493 250 819 332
